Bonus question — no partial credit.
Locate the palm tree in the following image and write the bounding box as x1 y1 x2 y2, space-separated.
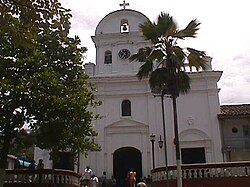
130 12 208 187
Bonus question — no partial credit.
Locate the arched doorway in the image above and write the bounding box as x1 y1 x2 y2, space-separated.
113 147 142 187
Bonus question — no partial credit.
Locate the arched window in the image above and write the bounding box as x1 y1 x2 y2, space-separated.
104 50 112 64
121 99 131 116
120 19 129 33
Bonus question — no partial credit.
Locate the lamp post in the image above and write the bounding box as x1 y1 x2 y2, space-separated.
226 146 232 162
150 133 156 169
158 135 163 149
152 89 169 187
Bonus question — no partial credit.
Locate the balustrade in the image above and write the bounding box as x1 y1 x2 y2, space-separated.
152 161 250 181
5 169 81 186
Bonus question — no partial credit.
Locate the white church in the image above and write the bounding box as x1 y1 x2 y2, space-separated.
35 1 223 184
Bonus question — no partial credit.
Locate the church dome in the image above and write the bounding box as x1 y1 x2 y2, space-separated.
95 9 150 35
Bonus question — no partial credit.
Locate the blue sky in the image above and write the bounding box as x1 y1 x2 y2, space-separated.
60 0 250 105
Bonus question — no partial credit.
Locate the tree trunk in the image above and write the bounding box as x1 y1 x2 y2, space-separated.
172 95 182 187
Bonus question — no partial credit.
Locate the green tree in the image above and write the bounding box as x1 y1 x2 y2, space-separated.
0 0 100 186
130 12 208 187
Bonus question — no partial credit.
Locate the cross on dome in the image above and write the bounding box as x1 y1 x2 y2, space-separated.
119 0 129 9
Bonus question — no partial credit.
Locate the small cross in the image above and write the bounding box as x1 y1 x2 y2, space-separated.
119 0 129 9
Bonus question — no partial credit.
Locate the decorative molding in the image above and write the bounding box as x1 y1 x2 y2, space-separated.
187 117 194 126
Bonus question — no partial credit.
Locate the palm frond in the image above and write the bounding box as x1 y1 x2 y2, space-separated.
140 21 158 43
187 47 207 71
156 12 178 38
129 47 152 62
149 68 190 96
162 71 190 96
175 71 190 95
170 46 186 69
136 59 154 80
175 19 201 39
133 12 205 98
149 48 165 62
149 68 170 94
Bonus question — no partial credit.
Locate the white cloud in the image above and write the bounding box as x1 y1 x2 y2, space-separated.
59 0 250 104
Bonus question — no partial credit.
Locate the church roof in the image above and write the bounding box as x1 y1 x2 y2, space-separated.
218 104 250 118
95 9 150 35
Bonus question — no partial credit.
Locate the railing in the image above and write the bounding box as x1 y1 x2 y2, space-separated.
152 162 250 187
5 169 81 186
152 162 250 181
224 137 250 150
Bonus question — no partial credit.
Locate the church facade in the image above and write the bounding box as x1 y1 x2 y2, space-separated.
34 4 223 184
83 6 223 182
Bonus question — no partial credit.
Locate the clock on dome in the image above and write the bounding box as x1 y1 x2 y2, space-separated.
118 48 131 59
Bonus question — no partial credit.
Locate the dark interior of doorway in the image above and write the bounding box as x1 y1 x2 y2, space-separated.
113 147 142 187
181 147 206 164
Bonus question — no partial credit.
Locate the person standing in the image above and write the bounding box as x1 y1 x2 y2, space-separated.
129 169 136 187
111 176 117 187
145 175 152 187
36 159 44 183
125 173 130 187
82 166 93 187
37 159 44 169
90 174 99 187
101 171 107 187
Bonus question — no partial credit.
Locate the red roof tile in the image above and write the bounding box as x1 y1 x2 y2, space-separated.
219 104 250 117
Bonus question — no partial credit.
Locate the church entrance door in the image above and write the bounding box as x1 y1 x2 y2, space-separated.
113 147 142 187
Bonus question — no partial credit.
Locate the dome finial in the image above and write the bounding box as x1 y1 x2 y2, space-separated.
119 0 129 10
